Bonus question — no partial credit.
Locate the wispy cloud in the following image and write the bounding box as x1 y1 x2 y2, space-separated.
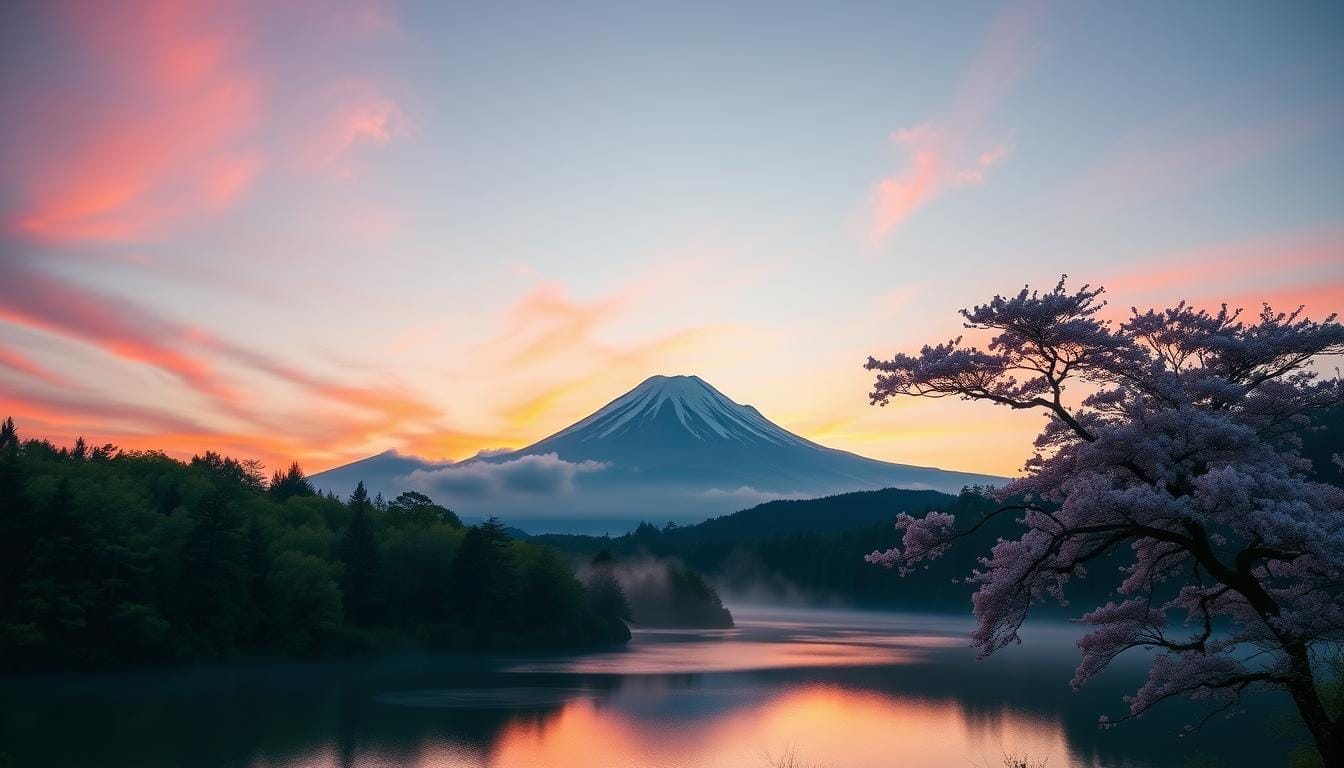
302 79 415 177
7 0 264 242
0 346 67 387
867 0 1046 242
0 260 238 402
0 259 446 462
1098 226 1344 320
1072 101 1343 218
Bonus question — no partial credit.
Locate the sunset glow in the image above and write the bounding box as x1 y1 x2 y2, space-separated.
2 0 1341 478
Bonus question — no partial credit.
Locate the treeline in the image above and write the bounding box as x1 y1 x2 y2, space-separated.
534 490 1113 611
0 419 628 671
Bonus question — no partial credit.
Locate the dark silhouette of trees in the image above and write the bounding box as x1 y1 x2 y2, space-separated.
340 482 383 628
0 424 629 670
447 517 521 641
178 491 249 657
268 462 315 502
387 490 461 528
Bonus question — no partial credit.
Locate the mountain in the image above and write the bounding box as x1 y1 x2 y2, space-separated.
311 374 1004 533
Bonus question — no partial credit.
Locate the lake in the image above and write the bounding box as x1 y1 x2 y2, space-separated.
0 607 1302 767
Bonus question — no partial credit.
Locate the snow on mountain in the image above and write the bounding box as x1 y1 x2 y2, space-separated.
311 374 1004 533
544 374 813 447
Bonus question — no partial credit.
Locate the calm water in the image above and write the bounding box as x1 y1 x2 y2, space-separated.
0 607 1302 767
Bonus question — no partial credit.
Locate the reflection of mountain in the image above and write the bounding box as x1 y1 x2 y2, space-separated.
312 375 1003 532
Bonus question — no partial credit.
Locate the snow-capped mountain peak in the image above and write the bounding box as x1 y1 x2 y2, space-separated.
311 373 1004 531
545 374 812 447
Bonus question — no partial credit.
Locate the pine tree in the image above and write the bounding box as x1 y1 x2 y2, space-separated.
178 491 248 657
268 462 315 502
340 481 383 627
0 418 30 618
448 518 520 637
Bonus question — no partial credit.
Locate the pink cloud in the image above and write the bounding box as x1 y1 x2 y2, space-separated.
1096 227 1344 321
0 260 443 442
0 261 235 401
0 347 66 387
954 143 1011 186
871 146 943 239
6 0 265 243
303 80 415 176
867 0 1046 242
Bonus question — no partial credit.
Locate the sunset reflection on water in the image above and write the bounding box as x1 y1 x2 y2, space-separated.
506 638 923 675
11 609 1287 768
384 612 1072 768
470 686 1069 768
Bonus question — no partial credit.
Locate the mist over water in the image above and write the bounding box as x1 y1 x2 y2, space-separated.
0 606 1301 767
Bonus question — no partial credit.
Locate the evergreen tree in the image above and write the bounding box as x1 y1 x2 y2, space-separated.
340 481 383 627
177 491 248 657
448 518 520 637
242 513 270 646
268 462 315 502
0 418 30 619
0 417 16 451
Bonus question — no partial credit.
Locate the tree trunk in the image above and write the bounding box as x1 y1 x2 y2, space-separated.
1285 644 1341 767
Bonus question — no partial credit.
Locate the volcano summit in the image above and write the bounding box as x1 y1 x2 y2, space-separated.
312 375 1002 532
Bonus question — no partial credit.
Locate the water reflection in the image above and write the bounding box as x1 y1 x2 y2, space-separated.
506 609 962 675
0 607 1299 768
485 686 1069 768
507 638 920 675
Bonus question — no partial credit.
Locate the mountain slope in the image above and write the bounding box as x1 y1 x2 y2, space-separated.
312 374 1004 531
483 375 997 493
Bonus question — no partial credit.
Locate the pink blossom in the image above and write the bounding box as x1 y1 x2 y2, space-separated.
865 279 1344 763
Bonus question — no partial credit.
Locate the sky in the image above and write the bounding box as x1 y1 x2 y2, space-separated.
1 0 1342 479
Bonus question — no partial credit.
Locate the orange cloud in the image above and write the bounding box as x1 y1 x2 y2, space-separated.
7 0 264 243
0 383 215 443
484 282 628 367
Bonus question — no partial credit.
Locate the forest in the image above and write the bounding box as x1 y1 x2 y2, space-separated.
0 418 629 671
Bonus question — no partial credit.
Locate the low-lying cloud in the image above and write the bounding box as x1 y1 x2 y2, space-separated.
401 452 609 499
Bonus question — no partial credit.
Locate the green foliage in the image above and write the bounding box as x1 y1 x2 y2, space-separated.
340 482 382 627
386 491 462 529
268 462 315 503
0 421 628 670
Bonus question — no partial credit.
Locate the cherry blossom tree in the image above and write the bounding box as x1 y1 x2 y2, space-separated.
864 278 1344 765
